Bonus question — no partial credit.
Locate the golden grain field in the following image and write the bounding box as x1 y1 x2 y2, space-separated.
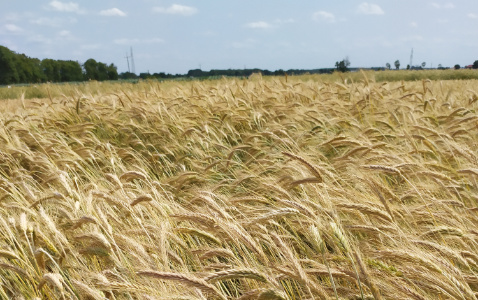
1 73 478 299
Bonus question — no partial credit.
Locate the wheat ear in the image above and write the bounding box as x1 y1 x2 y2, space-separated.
38 273 65 296
136 270 225 300
130 194 153 206
119 171 147 182
361 164 401 175
203 268 268 283
309 225 339 300
354 251 383 300
282 151 323 182
0 249 20 260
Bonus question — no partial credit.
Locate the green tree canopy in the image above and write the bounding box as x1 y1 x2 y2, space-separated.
83 59 118 81
0 46 21 84
394 60 400 70
107 64 118 80
41 59 83 82
60 60 83 82
41 59 61 82
335 57 350 72
0 46 47 84
83 58 99 80
0 46 115 84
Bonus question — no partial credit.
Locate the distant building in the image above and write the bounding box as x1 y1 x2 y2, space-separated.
465 65 473 69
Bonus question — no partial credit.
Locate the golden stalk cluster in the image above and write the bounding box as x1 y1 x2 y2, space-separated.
1 74 478 299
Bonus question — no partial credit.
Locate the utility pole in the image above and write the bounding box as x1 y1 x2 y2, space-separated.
130 47 136 74
125 52 130 73
409 48 414 68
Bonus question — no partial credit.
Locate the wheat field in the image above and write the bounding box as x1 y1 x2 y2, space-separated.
1 73 478 299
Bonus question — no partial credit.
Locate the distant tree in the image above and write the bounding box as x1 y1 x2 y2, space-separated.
152 72 167 78
187 69 205 77
473 60 478 69
335 56 350 72
83 59 99 80
97 62 109 81
83 59 115 81
41 59 61 82
119 72 138 80
60 60 83 82
0 46 20 84
139 72 153 79
454 64 461 70
106 64 118 80
406 64 410 70
1 46 45 84
16 54 44 83
394 60 400 70
274 69 286 76
0 45 117 84
28 57 45 82
385 63 391 70
438 64 444 70
421 62 426 68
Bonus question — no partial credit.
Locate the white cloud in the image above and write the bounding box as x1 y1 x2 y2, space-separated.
100 8 127 17
3 24 23 33
48 1 84 13
4 13 21 22
59 30 70 37
58 30 76 40
312 11 336 23
114 38 164 45
357 3 384 15
245 21 273 29
31 17 61 27
410 21 418 27
430 2 455 9
467 13 478 19
153 4 197 16
274 18 295 24
28 34 53 45
31 17 77 27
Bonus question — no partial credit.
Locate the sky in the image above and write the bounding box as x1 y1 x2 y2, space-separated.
1 1 478 74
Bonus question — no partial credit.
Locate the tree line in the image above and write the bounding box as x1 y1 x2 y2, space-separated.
3 45 478 85
0 46 118 85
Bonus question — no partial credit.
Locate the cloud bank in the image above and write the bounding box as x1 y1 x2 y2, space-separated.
357 3 384 15
153 4 197 16
313 11 336 23
100 8 127 17
48 1 84 14
245 21 273 29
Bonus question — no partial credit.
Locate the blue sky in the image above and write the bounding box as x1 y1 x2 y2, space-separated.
1 1 478 74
